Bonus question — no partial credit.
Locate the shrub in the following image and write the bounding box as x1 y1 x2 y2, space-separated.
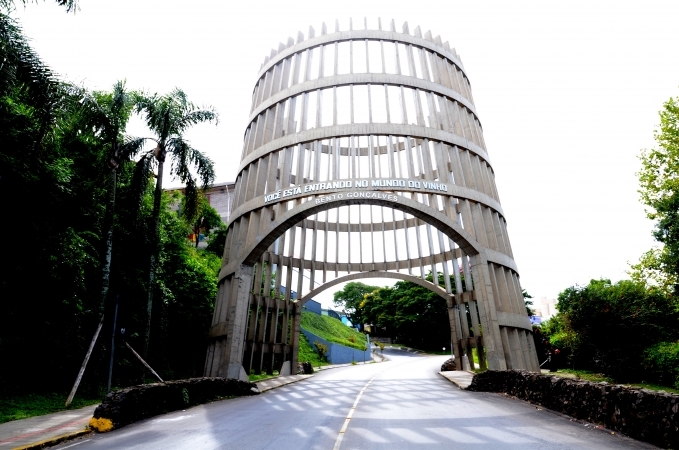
553 279 679 380
313 342 328 362
644 341 679 388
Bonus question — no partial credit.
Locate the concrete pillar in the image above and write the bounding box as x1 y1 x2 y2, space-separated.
219 265 252 380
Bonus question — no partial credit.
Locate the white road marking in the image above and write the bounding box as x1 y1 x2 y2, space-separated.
332 355 425 450
59 439 91 449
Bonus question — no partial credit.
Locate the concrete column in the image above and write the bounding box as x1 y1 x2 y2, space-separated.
220 264 253 381
290 302 302 371
469 253 506 370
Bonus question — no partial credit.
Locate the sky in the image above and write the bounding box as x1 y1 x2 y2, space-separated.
12 0 679 308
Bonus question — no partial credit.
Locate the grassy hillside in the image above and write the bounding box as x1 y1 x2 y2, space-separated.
298 333 328 367
301 311 367 350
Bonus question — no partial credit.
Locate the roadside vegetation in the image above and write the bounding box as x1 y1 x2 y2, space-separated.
248 328 331 381
549 369 679 395
536 95 679 391
332 276 452 351
248 372 279 382
0 2 221 415
300 311 367 350
297 333 328 368
0 393 101 424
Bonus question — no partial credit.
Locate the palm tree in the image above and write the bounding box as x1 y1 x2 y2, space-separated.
1 0 78 13
77 81 136 312
0 13 61 146
132 88 217 359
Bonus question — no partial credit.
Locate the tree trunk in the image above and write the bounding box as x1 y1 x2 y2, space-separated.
100 167 116 314
143 151 165 360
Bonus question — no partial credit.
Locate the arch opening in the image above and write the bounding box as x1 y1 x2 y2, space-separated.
212 198 495 378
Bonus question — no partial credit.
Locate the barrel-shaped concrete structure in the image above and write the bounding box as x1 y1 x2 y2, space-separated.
205 19 540 379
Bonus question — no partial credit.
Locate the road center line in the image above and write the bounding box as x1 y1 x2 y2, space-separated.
332 357 423 450
59 439 91 449
333 372 381 450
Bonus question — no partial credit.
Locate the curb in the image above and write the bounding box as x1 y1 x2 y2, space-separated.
384 346 422 354
438 371 475 390
11 429 91 450
255 374 314 393
314 363 352 371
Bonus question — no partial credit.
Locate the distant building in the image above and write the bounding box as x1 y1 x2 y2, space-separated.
529 316 542 325
322 309 341 321
303 301 352 326
533 297 558 321
303 299 322 315
165 181 236 225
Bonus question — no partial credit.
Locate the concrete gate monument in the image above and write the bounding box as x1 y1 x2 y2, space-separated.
205 19 540 379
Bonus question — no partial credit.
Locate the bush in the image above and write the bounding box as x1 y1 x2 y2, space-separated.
298 334 326 367
553 279 679 380
644 341 679 388
313 342 328 361
92 378 258 429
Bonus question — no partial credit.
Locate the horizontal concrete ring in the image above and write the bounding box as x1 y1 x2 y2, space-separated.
238 123 491 177
248 72 479 127
257 29 469 86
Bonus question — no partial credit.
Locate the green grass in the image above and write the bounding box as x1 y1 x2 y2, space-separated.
248 333 329 381
301 311 367 350
298 333 328 368
248 372 279 382
627 381 679 394
552 369 615 383
0 393 102 424
471 348 482 365
552 369 679 394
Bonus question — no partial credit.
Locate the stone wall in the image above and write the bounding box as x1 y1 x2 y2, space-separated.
93 377 258 430
468 370 679 449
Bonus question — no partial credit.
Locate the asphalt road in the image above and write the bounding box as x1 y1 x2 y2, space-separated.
53 348 656 449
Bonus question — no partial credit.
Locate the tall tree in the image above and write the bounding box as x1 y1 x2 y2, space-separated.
0 0 78 13
77 81 136 312
181 193 223 248
359 275 452 350
0 10 221 394
333 282 380 328
132 88 217 358
523 289 534 316
636 95 679 295
0 13 61 144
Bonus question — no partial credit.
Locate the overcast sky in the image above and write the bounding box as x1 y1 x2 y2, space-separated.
12 0 679 307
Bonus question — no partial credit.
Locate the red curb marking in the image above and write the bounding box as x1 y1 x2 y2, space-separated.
0 417 90 445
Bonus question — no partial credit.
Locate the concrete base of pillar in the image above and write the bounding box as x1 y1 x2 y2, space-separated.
227 363 249 382
279 361 291 376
